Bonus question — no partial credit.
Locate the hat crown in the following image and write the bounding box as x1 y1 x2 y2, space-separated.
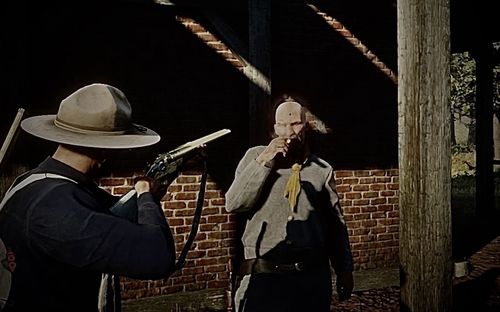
55 83 132 134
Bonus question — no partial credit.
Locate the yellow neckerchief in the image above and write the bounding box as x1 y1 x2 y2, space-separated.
283 162 302 214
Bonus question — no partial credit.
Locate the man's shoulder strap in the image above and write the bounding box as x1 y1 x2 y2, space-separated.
0 172 78 310
0 173 77 214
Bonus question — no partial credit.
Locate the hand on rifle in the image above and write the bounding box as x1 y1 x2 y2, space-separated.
134 176 169 202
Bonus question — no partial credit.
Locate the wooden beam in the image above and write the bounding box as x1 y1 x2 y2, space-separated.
398 0 452 310
203 10 248 60
151 0 241 10
472 43 495 217
247 0 271 145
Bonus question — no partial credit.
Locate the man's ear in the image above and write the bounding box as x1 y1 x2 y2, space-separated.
272 124 279 137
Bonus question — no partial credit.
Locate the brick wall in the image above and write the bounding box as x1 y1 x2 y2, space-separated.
99 168 399 300
334 169 400 270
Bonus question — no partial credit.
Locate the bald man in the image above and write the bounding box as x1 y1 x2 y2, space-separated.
226 100 354 312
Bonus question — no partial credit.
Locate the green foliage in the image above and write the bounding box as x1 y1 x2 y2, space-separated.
451 151 475 178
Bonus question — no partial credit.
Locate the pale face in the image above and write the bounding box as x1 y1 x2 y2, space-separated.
273 101 306 141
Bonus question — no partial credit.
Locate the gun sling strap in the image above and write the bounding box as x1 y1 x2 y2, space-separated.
100 160 209 312
174 159 208 271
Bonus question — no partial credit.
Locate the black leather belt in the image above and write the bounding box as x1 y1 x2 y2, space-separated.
238 258 320 276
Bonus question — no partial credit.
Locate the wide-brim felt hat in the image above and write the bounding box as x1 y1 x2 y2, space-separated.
21 83 160 149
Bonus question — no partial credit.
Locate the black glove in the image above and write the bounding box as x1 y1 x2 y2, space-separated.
336 271 354 301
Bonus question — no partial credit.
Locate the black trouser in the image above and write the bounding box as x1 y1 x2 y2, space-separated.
238 263 332 312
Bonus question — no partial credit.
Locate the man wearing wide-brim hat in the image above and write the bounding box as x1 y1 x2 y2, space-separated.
0 83 176 312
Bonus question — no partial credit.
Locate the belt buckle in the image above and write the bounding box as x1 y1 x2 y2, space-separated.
294 262 305 271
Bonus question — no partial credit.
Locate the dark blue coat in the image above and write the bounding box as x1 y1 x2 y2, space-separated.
0 157 175 311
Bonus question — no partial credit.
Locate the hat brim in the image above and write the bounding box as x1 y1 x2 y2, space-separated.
21 115 160 149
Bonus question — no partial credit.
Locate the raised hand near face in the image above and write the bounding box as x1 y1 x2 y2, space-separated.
255 137 291 167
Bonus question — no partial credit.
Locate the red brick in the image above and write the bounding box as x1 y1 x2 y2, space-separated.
175 192 197 201
346 192 361 199
378 205 394 211
168 218 184 226
197 241 218 249
112 187 133 195
206 264 226 273
380 190 395 197
361 206 377 213
195 257 218 266
388 169 399 176
339 199 352 206
360 235 375 242
164 201 186 209
349 236 361 243
187 250 206 258
99 178 126 186
187 200 209 208
371 227 387 234
388 197 399 204
175 226 191 234
370 184 386 191
388 211 399 218
343 178 360 185
352 184 369 191
207 248 228 257
361 220 377 227
167 185 182 192
183 184 200 191
175 209 195 217
201 207 220 215
207 215 228 223
200 224 218 231
211 198 226 206
353 170 370 177
343 215 353 221
176 176 198 184
387 225 399 233
371 212 386 219
362 191 379 198
370 198 387 205
375 177 391 183
336 185 351 193
344 207 360 214
353 199 370 206
335 170 354 178
370 170 387 176
208 232 229 240
377 234 394 241
353 228 370 236
387 183 399 190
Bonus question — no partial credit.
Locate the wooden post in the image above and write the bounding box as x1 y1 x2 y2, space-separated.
398 0 452 311
246 0 271 146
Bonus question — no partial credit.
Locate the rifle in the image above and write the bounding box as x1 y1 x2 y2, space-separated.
110 128 231 221
99 129 230 311
0 108 25 169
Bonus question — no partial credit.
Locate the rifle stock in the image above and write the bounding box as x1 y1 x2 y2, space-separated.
109 190 138 221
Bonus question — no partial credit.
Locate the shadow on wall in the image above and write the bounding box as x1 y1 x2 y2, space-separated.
272 0 398 169
0 1 249 191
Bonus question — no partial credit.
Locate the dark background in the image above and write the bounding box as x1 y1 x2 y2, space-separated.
1 0 404 190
